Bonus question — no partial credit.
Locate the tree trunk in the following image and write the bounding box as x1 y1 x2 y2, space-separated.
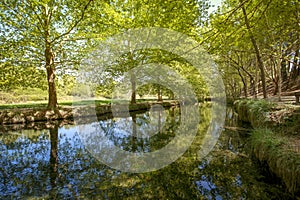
45 47 58 109
273 79 278 95
44 4 58 109
237 69 247 97
241 3 267 99
277 57 282 101
292 49 299 79
157 85 163 102
255 60 259 99
250 77 255 96
281 59 288 81
130 72 136 104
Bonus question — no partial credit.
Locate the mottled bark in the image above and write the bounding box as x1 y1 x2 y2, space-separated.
44 5 58 109
46 55 58 109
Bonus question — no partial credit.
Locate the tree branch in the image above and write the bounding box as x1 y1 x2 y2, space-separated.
51 0 93 43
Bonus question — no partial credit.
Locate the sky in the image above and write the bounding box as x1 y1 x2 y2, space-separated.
208 0 223 14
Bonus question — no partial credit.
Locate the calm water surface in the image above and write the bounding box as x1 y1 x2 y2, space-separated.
0 103 293 199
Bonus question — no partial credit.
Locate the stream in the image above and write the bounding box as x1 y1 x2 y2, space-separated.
0 103 294 199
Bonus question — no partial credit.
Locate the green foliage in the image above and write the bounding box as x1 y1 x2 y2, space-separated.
0 63 47 91
0 0 213 106
57 74 76 96
72 84 93 98
206 0 300 98
81 0 210 102
0 0 111 107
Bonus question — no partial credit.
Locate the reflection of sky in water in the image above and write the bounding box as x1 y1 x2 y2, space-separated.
0 109 172 197
97 110 166 139
0 107 291 199
76 109 174 156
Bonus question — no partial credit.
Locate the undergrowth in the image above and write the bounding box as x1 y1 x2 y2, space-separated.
235 99 275 127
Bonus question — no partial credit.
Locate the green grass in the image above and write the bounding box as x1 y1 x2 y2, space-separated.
249 128 300 194
0 100 111 110
0 98 166 110
235 99 275 127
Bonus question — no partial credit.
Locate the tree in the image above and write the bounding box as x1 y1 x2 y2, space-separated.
0 0 94 108
239 0 267 98
89 0 209 103
206 0 299 99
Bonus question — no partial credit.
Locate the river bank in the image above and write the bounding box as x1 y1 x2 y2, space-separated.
0 101 178 125
234 99 300 196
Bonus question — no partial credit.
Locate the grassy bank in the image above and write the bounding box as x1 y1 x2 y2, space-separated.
0 99 114 110
234 99 300 196
0 100 178 125
0 98 170 110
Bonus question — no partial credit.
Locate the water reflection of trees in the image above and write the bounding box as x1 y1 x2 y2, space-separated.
0 105 293 199
97 108 180 153
49 125 58 190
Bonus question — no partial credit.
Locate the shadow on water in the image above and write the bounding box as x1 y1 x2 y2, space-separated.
0 103 296 199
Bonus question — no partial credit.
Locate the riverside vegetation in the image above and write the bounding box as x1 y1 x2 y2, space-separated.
235 99 300 196
1 0 300 198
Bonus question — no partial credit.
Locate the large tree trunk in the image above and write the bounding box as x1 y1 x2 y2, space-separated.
130 72 136 104
44 4 58 109
45 46 58 109
292 49 299 79
241 3 267 99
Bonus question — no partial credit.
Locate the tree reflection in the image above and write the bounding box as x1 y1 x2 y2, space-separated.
130 112 138 152
0 105 293 199
49 124 59 189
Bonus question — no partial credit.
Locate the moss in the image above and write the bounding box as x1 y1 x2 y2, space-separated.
249 128 300 195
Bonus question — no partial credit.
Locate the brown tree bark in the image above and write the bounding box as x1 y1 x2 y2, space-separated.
45 47 58 109
241 2 268 99
44 5 58 109
292 49 299 79
277 51 282 101
157 85 163 102
237 69 248 97
130 72 136 104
